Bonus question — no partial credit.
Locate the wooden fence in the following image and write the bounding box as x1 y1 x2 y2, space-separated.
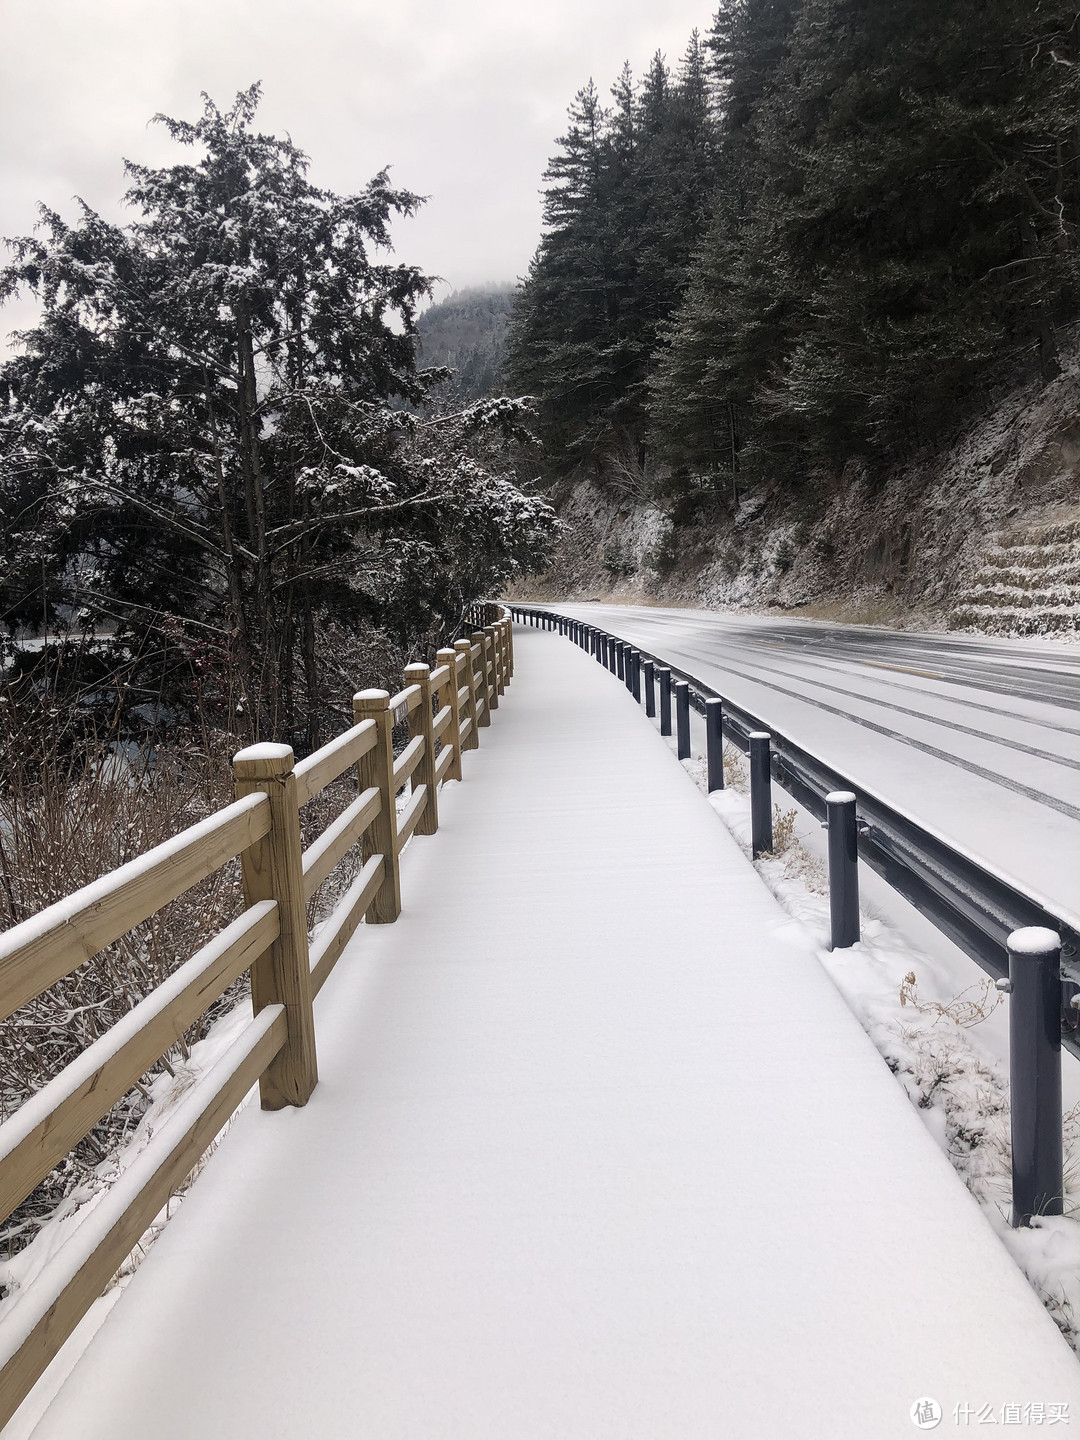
0 605 513 1427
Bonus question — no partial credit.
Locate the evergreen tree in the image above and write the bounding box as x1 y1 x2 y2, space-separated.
649 0 803 486
508 54 720 478
0 88 554 745
653 0 1080 486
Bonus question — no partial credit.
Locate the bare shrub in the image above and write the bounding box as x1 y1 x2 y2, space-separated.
770 805 798 855
898 970 1003 1028
0 723 247 1272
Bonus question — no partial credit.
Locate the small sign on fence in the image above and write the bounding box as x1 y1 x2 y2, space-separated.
392 700 409 727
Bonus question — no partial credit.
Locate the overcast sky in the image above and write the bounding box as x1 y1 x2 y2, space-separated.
0 0 715 347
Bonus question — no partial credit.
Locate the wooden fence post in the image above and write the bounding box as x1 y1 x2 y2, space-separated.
491 622 506 696
483 626 500 709
471 632 492 726
353 689 402 922
232 743 318 1109
505 615 514 680
456 638 481 746
404 662 439 835
435 646 464 780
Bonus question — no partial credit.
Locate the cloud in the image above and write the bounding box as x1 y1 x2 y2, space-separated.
0 0 714 346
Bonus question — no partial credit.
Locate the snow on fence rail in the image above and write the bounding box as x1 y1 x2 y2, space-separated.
0 605 512 1428
512 605 1074 1234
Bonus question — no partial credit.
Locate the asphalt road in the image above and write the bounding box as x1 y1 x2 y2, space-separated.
548 602 1080 921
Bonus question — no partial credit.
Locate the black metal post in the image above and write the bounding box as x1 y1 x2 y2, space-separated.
616 642 625 681
705 698 724 792
749 731 773 858
658 667 672 735
674 680 691 759
1008 927 1064 1227
630 650 641 702
643 660 655 717
826 790 860 950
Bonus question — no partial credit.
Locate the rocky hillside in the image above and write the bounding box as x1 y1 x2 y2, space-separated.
513 330 1080 638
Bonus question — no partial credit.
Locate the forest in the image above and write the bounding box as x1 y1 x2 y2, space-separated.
508 0 1080 502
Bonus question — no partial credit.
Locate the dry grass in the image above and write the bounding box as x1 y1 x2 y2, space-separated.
898 970 1003 1028
0 728 248 1274
769 805 799 856
0 718 378 1280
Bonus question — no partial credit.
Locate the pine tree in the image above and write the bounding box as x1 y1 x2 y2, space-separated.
653 0 1080 486
508 52 720 479
650 0 801 487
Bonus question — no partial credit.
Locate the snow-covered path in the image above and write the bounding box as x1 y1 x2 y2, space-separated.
556 603 1080 925
23 626 1080 1439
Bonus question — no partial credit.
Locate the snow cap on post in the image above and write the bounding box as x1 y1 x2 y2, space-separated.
233 742 294 780
1008 927 1061 956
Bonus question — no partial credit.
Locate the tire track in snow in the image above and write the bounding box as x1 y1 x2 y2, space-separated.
664 650 1080 823
698 645 1080 773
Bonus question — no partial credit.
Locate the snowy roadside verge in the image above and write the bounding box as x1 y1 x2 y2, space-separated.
674 729 1080 1353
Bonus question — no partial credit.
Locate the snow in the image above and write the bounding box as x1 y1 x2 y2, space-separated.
665 700 1080 1354
231 741 292 763
0 1005 283 1373
20 625 1080 1439
1009 927 1062 956
0 903 274 1164
555 602 1080 932
0 997 264 1434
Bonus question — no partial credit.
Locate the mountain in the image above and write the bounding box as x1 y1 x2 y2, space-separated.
417 286 515 403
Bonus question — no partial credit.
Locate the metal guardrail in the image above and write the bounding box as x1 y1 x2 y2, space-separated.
511 604 1077 1226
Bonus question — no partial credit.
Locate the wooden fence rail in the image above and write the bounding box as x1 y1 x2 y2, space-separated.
0 607 514 1429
